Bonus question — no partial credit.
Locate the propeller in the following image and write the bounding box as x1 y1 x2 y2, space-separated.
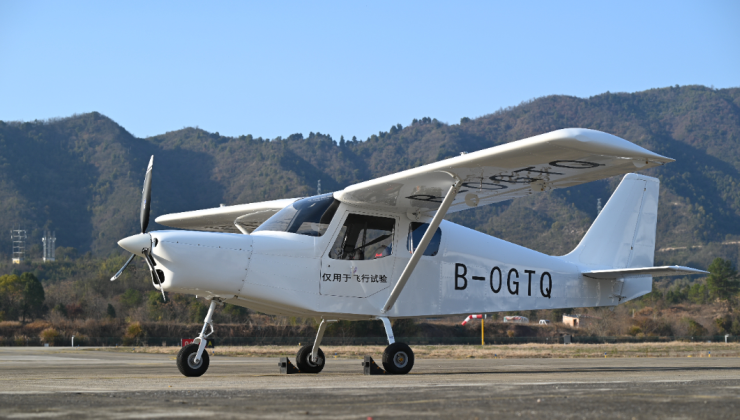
110 156 165 300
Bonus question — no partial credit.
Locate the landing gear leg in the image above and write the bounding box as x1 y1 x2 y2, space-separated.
177 299 217 377
296 319 328 373
378 316 414 374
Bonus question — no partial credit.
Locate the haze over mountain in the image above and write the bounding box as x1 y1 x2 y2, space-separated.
1 85 739 269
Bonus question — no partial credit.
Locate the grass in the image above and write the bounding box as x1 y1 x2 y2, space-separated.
91 341 740 359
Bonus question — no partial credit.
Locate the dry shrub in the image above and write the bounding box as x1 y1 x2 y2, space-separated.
683 317 709 337
122 321 145 344
506 330 516 338
126 322 143 338
112 342 740 359
39 328 60 345
636 307 654 316
25 320 51 330
14 335 29 346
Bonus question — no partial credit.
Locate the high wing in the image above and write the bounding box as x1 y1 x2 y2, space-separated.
155 198 299 234
334 128 674 216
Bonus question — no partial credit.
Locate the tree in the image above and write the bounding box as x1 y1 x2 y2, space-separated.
19 273 44 322
706 258 739 302
0 274 23 321
120 289 142 309
147 291 166 321
106 303 116 318
0 273 44 322
688 283 708 304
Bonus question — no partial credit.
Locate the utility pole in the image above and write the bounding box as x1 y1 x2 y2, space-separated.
481 314 485 346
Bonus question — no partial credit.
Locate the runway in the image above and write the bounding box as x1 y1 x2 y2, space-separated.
0 347 738 419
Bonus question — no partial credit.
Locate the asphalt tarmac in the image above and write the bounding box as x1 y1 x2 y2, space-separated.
0 347 739 419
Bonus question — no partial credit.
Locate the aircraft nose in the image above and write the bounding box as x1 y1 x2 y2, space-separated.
118 233 152 255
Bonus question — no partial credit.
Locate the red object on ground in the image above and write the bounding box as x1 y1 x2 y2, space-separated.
461 314 483 325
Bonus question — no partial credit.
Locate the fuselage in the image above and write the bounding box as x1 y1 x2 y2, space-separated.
137 201 650 320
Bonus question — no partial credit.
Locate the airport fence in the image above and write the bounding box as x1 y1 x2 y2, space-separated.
2 335 740 347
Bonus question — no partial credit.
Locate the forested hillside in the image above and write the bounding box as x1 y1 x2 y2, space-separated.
1 85 739 270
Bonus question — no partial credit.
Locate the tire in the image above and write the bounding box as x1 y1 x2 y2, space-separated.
382 342 414 374
176 343 210 377
295 344 325 373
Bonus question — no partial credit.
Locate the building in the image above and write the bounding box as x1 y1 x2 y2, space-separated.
562 314 581 327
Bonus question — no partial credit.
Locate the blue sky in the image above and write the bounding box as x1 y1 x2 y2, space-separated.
1 1 738 141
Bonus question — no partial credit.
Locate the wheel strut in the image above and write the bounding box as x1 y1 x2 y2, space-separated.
193 300 217 365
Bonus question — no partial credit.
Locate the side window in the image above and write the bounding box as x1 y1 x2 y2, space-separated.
329 214 395 260
406 222 442 256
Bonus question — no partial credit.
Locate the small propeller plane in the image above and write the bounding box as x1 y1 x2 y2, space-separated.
111 128 706 377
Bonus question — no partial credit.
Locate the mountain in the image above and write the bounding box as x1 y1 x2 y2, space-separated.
1 85 739 270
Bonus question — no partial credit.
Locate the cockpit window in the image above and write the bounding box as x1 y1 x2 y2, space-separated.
253 194 339 237
407 222 442 256
329 214 395 260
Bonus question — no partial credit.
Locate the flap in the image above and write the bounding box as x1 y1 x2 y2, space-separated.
334 128 674 216
583 266 708 279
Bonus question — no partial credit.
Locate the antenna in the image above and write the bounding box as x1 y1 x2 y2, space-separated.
42 231 56 262
317 180 322 196
10 227 27 264
597 198 602 215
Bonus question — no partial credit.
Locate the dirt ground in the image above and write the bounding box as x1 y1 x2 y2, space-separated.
93 341 740 359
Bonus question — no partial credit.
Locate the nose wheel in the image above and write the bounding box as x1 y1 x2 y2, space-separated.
382 342 414 374
177 299 218 377
177 343 210 377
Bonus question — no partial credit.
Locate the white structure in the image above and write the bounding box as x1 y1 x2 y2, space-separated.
111 128 707 377
10 227 27 264
503 316 529 324
42 231 56 262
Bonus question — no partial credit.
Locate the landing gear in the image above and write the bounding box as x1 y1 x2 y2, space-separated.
382 342 414 374
177 299 217 377
378 316 415 374
177 343 210 377
295 344 325 373
295 319 330 373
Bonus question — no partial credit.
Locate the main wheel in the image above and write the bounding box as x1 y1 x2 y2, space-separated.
295 344 325 373
176 343 210 377
382 342 414 374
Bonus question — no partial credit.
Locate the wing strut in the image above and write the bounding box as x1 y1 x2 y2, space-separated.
381 178 462 313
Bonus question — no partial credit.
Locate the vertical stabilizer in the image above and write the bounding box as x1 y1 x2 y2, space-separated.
561 173 659 269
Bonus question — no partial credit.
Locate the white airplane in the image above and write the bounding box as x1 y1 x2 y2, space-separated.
111 128 706 377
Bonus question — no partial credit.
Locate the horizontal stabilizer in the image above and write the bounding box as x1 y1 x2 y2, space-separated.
583 266 708 279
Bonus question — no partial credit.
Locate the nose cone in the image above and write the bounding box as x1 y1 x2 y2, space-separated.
118 233 152 255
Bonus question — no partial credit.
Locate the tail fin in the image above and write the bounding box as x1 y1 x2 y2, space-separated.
561 173 659 269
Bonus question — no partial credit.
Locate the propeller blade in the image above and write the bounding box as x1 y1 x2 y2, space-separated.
110 253 136 281
140 155 154 234
142 249 166 302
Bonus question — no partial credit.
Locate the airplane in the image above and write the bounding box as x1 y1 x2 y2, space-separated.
110 128 706 377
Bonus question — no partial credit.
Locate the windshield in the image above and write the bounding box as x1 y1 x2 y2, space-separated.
253 194 339 237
